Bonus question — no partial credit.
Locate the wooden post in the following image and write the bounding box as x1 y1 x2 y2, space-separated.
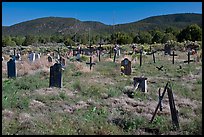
188 51 190 64
153 52 155 63
13 48 16 56
98 43 102 62
167 86 179 130
140 49 142 67
159 88 162 111
184 51 193 64
110 47 112 58
150 82 169 123
172 51 175 64
113 48 117 62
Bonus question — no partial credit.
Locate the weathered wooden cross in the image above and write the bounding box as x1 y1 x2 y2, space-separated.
98 42 103 62
183 51 194 64
86 56 96 70
170 51 178 64
150 82 179 130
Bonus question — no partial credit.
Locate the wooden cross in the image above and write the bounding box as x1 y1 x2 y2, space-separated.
170 51 178 64
86 56 96 70
150 82 169 123
184 51 194 64
156 65 164 71
150 82 179 130
98 42 103 62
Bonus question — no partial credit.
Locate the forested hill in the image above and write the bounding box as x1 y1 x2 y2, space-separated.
2 13 202 36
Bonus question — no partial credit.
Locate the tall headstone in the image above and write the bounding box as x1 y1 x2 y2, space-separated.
7 59 17 78
49 63 63 88
164 43 171 55
121 58 131 75
133 77 148 93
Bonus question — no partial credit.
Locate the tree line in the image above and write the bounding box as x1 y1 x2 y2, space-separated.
2 24 202 47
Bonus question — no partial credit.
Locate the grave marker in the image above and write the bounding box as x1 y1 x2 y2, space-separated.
60 56 66 67
164 43 171 55
121 58 131 75
113 47 117 62
140 49 142 67
49 63 63 88
184 51 194 64
153 52 156 63
48 55 52 62
170 51 178 64
28 51 35 62
167 86 180 129
98 43 103 62
133 77 147 92
158 88 162 111
86 56 96 70
150 82 179 130
7 59 17 78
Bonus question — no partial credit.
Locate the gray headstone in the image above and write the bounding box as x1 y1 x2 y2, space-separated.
7 59 17 78
49 63 63 88
121 58 131 75
164 44 171 55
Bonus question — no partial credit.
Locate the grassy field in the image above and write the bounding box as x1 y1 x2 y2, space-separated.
2 45 202 135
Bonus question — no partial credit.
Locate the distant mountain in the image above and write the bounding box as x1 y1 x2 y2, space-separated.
2 13 202 36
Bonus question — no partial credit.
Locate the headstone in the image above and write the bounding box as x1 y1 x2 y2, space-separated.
60 56 66 66
121 58 131 75
7 59 17 78
164 43 171 55
49 63 63 88
76 52 81 61
133 77 148 93
28 52 35 62
16 53 21 61
35 53 41 60
116 44 120 56
48 56 52 62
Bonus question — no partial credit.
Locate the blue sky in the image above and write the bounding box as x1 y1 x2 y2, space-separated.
2 2 202 26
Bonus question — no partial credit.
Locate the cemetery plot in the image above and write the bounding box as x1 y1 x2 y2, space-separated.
2 44 202 135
